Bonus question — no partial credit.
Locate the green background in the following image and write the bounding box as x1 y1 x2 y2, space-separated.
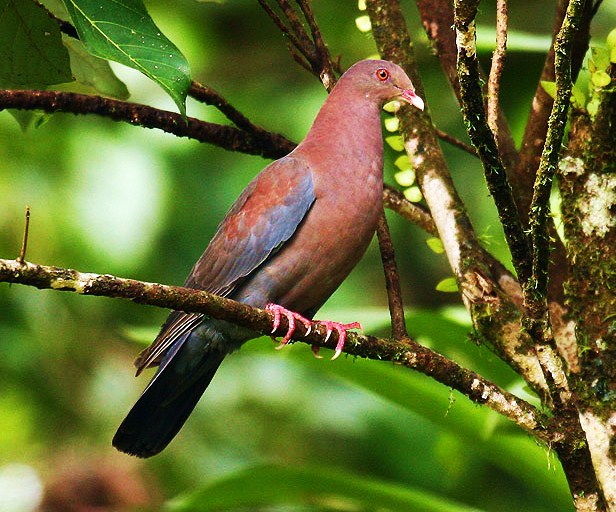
1 1 614 510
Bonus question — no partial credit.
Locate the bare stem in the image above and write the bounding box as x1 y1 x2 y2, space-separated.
376 211 408 339
525 0 587 327
16 206 31 265
487 0 508 141
434 128 477 156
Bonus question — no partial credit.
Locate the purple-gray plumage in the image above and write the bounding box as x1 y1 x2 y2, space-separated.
113 59 423 457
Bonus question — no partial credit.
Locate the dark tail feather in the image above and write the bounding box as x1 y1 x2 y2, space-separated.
113 355 224 458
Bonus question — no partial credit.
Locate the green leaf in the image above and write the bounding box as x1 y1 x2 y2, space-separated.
591 47 610 71
403 185 423 203
571 84 586 109
385 135 405 151
394 154 412 171
355 15 371 33
587 96 600 118
62 0 190 115
426 237 445 254
611 47 616 64
63 37 129 99
591 70 611 88
383 99 402 112
394 169 416 187
608 28 616 50
7 110 36 130
384 115 400 132
436 277 458 292
167 464 485 512
540 80 556 100
0 0 72 87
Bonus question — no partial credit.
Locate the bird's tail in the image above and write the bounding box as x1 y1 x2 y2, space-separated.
113 335 224 458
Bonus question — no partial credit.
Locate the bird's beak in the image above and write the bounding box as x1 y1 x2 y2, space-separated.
400 89 425 111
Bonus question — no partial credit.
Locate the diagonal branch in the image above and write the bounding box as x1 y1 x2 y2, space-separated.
258 0 338 90
0 257 550 442
0 89 295 159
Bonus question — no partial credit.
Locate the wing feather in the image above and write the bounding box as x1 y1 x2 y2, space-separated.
134 156 315 373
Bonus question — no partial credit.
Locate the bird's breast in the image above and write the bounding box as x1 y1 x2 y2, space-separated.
233 153 383 315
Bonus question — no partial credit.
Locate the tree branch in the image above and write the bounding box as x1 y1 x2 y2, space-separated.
414 0 518 171
366 0 549 398
525 0 588 340
515 0 595 219
487 0 508 141
0 89 295 159
0 257 550 442
257 0 338 90
434 128 477 157
453 0 533 290
383 185 437 236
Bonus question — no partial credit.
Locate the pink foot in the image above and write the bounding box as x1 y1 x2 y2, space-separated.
266 304 312 350
312 320 363 360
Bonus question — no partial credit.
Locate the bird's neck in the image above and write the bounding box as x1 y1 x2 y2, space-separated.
299 90 385 160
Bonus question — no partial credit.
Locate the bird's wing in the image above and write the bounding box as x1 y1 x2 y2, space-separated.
134 156 316 373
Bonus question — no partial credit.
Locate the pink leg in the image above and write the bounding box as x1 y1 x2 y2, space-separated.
266 304 362 360
313 320 363 360
266 304 312 350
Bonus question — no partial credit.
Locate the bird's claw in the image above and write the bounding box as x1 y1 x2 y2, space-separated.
266 304 362 360
313 320 363 360
266 303 312 350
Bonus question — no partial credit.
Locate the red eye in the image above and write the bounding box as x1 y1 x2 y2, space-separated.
376 68 390 81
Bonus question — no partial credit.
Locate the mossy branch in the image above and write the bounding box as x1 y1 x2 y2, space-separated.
0 257 549 441
452 0 532 289
525 0 589 322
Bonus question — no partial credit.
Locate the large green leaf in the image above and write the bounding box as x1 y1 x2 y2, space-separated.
0 0 72 87
63 37 129 99
301 309 571 509
166 464 485 512
62 0 190 115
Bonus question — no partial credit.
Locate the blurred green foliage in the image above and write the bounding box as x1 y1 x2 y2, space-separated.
1 1 615 510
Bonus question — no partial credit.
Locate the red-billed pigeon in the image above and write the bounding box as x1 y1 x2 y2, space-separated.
113 59 424 457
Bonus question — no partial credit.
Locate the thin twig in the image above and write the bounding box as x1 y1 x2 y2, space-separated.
258 0 337 90
16 207 31 265
415 0 519 172
434 128 477 156
257 0 312 63
487 0 508 142
383 185 437 235
189 81 269 135
0 257 550 442
295 0 338 90
376 211 408 339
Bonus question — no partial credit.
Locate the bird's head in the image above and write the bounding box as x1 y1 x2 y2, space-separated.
340 59 424 111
